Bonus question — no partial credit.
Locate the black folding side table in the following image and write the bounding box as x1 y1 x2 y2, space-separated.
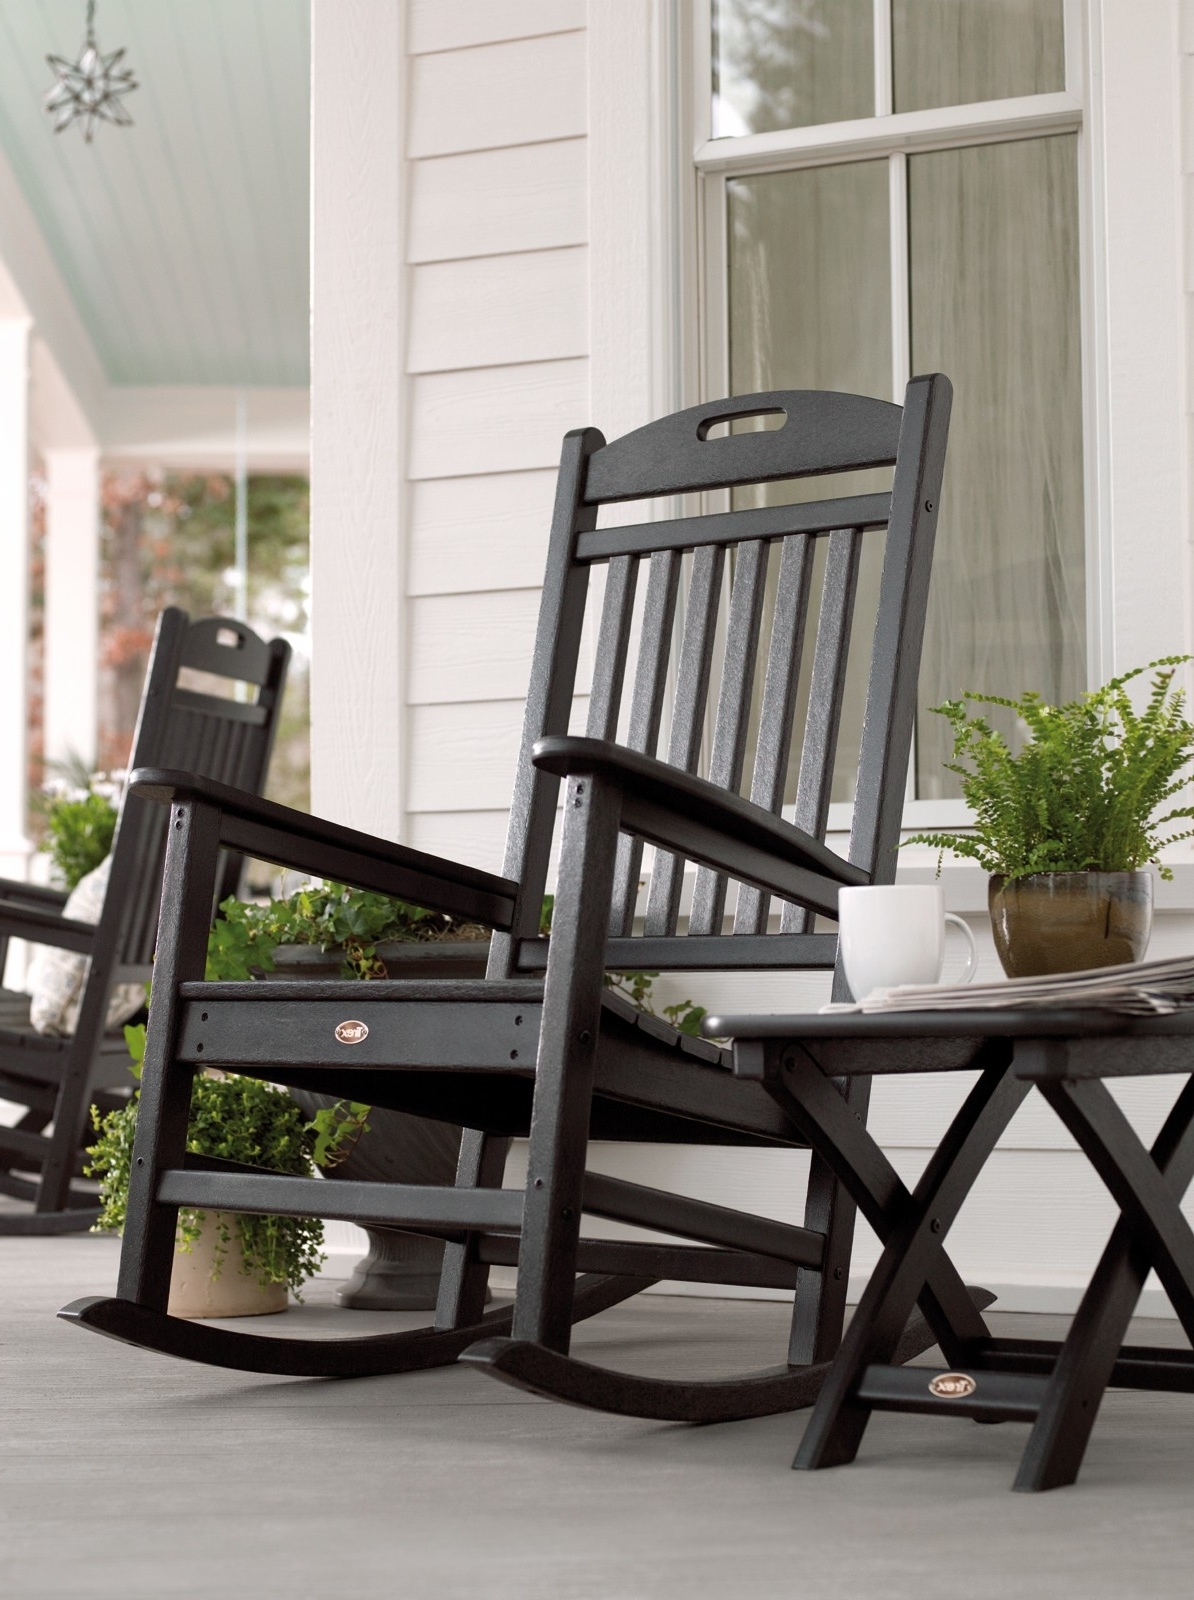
705 1006 1194 1491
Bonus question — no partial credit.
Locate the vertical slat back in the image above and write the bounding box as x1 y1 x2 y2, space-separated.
734 533 817 934
585 555 640 743
643 544 726 935
689 537 771 935
779 527 864 934
608 550 681 936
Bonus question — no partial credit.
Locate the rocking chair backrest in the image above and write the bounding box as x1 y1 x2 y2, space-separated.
493 376 951 976
100 609 291 975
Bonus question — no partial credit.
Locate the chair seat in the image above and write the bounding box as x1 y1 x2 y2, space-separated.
0 986 139 1050
178 977 726 1063
0 987 141 1094
171 980 803 1147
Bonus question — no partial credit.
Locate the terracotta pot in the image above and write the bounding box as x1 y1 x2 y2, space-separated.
167 1214 288 1319
988 870 1153 979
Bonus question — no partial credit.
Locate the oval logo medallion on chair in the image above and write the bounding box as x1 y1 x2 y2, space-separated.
928 1372 977 1399
334 1020 369 1045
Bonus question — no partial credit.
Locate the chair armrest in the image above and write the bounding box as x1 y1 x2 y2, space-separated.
130 767 518 930
532 736 869 918
0 902 95 953
0 877 69 911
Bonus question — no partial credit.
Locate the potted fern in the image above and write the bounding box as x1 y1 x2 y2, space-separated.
905 658 1194 977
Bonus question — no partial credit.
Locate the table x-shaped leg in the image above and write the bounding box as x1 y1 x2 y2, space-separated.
790 1053 1033 1470
755 1042 1018 1393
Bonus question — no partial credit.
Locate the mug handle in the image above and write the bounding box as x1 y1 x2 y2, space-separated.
944 912 978 984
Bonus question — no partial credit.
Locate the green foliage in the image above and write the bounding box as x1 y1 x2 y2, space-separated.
204 881 490 983
307 1100 373 1168
39 788 117 889
904 659 1194 881
604 971 708 1037
87 1072 326 1295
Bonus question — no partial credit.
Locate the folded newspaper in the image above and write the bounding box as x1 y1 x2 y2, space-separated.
827 953 1194 1016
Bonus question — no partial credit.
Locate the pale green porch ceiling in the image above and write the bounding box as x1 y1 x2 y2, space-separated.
0 0 309 387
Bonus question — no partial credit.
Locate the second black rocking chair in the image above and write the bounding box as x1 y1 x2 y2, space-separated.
0 608 289 1234
64 374 990 1421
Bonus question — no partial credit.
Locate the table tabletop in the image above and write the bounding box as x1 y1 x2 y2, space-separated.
704 1005 1194 1079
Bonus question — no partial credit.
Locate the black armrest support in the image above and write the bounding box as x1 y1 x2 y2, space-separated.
533 737 868 918
130 768 518 930
0 903 96 953
0 877 69 911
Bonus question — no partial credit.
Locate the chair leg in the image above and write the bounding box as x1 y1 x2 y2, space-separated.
512 773 623 1352
35 1055 99 1217
769 1045 999 1360
793 1061 1032 1471
435 1129 511 1329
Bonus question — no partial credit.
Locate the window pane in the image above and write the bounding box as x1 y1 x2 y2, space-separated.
728 162 891 803
909 135 1084 799
713 0 874 137
893 0 1065 114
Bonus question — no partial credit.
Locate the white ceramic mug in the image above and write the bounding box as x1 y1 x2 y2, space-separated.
837 884 978 1002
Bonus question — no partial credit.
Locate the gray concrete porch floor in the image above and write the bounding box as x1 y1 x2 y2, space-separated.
3 1229 1193 1600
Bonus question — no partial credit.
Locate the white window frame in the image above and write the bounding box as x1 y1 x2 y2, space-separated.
587 0 1188 868
698 0 1089 831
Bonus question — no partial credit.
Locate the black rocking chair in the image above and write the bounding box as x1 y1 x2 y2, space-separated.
0 609 289 1234
63 376 990 1422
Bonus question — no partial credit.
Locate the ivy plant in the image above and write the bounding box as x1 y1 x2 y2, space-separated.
205 880 490 983
604 970 708 1037
87 1035 326 1296
904 658 1194 881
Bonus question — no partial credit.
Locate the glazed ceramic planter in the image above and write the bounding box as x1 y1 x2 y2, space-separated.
988 870 1153 979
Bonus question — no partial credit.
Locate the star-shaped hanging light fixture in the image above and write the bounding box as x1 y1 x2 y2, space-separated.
44 0 138 143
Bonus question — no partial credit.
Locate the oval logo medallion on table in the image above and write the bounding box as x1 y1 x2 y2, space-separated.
928 1372 977 1400
334 1020 369 1045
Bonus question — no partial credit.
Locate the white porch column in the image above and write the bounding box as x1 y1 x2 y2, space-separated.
0 318 31 880
309 0 405 840
43 447 100 773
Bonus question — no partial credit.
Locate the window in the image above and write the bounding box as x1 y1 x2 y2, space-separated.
700 0 1085 812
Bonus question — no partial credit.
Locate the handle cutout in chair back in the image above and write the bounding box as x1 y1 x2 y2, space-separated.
583 388 904 505
181 615 274 686
697 406 787 441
